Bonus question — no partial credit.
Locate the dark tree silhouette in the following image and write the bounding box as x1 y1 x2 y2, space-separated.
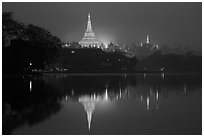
3 12 62 74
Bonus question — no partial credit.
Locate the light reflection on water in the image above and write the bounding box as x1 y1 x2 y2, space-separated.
2 73 202 135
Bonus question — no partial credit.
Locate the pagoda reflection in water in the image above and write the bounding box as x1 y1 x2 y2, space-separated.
78 90 109 130
3 73 198 134
42 73 191 131
65 86 161 130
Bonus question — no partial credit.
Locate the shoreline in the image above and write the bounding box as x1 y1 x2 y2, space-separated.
2 71 201 78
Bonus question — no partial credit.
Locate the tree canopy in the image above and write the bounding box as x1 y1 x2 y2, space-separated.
3 12 62 74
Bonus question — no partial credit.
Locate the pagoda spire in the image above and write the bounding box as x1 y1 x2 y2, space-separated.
88 13 90 21
86 13 93 33
146 35 150 44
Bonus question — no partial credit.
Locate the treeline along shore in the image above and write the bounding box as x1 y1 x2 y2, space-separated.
3 12 201 75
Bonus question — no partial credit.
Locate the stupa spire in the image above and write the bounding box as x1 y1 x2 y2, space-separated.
146 35 150 44
86 13 93 33
88 13 90 21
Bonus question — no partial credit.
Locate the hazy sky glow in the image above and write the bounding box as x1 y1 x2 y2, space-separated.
3 2 202 51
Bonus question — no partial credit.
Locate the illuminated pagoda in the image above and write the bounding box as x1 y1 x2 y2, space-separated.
79 13 101 48
140 35 159 50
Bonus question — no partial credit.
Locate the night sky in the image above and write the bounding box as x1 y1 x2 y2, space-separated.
2 2 202 51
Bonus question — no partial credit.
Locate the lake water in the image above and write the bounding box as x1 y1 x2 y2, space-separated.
2 73 202 135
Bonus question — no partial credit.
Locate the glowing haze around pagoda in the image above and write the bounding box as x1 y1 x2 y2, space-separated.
79 13 101 48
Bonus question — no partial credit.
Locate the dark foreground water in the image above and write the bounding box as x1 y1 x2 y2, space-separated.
2 73 202 135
